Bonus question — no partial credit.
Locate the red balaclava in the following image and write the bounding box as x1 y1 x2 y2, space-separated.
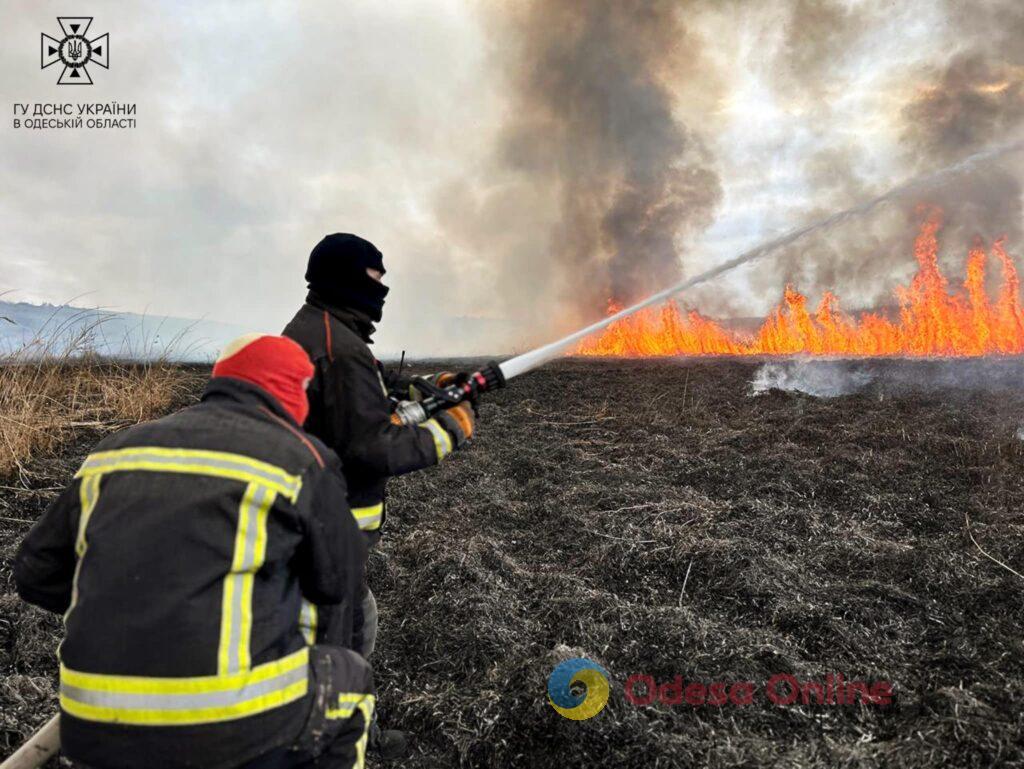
212 334 314 425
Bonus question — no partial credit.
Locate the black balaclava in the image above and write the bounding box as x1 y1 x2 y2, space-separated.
305 233 390 322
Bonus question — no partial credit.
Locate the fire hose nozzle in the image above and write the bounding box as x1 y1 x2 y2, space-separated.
475 360 506 392
392 361 507 427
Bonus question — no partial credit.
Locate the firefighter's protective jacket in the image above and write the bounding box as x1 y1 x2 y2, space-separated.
284 294 453 545
14 378 367 769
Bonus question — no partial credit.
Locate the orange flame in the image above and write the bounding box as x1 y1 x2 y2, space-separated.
576 210 1024 357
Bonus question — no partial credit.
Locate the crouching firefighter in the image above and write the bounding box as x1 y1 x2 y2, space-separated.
14 335 374 769
284 233 477 756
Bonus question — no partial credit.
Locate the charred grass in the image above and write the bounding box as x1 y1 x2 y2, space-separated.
378 358 1024 768
2 358 1023 767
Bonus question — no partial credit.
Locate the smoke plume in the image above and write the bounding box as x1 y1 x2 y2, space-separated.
732 0 1024 319
5 2 1024 357
899 2 1024 253
485 0 722 319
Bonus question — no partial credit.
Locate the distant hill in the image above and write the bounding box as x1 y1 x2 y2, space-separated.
0 300 248 361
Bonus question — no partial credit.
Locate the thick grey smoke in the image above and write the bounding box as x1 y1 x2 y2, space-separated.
903 54 1024 160
905 0 1024 160
733 0 1024 319
899 2 1024 255
440 0 1024 341
484 0 722 317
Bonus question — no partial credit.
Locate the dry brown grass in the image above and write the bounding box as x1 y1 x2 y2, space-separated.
0 314 193 480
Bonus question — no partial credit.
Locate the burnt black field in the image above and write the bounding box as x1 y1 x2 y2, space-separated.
3 358 1024 768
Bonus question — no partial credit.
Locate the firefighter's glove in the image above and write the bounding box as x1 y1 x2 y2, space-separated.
412 372 479 411
408 372 458 402
436 402 475 449
431 371 458 387
435 371 478 392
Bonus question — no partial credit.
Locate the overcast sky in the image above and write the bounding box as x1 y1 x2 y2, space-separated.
2 0 1021 356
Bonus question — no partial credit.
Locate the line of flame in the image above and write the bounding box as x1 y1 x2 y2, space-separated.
577 210 1024 357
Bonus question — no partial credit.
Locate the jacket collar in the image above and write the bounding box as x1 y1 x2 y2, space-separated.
306 290 376 343
202 377 301 427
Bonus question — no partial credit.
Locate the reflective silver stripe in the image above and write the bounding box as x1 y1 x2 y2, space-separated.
61 662 308 711
351 503 383 531
299 600 318 646
76 448 301 501
219 482 275 674
419 419 452 461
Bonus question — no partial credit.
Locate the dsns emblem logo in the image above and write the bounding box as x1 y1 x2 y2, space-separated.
547 658 610 720
41 17 109 85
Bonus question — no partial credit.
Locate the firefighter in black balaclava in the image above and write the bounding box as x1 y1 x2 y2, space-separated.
283 233 476 759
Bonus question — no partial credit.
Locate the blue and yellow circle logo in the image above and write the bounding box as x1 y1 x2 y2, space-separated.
547 658 610 720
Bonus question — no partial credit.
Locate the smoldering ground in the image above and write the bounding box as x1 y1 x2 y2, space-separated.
750 356 1024 398
3 358 1024 767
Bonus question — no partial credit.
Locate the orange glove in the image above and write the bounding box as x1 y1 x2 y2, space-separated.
436 402 475 448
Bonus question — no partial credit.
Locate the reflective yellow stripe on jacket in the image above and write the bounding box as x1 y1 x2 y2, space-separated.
218 481 277 675
63 448 309 726
327 692 376 769
64 473 102 623
351 502 383 532
76 447 303 502
60 648 310 726
418 419 452 462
